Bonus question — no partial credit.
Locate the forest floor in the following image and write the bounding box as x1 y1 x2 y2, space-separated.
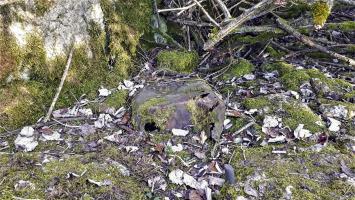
0 1 354 200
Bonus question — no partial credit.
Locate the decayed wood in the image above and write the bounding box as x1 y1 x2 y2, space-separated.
276 17 355 67
44 47 75 122
203 0 276 50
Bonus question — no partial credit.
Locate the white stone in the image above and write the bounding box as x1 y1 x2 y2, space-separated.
172 129 189 137
268 135 286 143
14 136 38 152
294 124 312 139
328 117 341 132
20 126 35 137
170 144 183 152
263 116 279 128
98 88 111 97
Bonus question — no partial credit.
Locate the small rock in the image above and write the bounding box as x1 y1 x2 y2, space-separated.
244 181 258 197
294 124 312 139
169 169 207 190
41 131 62 141
328 117 341 132
123 80 134 88
172 128 189 137
224 164 236 184
14 135 38 152
94 114 113 128
262 116 280 129
268 135 286 143
170 144 184 152
14 180 35 191
125 146 139 153
208 176 225 186
104 131 123 143
236 196 248 200
98 88 111 97
320 104 349 119
20 126 35 137
243 74 255 80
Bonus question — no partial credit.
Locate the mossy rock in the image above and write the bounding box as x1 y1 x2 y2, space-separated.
132 79 225 140
156 50 199 73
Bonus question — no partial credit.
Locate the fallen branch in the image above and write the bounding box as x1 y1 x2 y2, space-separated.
214 0 232 19
276 17 355 67
203 0 276 50
192 0 220 28
43 47 74 122
158 0 205 13
233 121 255 135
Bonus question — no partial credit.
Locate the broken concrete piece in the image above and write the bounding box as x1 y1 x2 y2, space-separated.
132 79 225 140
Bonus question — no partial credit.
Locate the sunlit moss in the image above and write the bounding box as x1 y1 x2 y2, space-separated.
311 1 331 28
157 50 199 73
222 58 254 80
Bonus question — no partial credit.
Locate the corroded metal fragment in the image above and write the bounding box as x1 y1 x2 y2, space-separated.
132 79 225 140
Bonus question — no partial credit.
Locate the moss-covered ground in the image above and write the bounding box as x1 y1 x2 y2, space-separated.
216 143 354 200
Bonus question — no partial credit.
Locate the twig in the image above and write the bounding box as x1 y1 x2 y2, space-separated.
43 47 74 122
158 0 205 13
214 0 232 19
275 17 355 67
203 0 276 50
233 121 255 135
192 0 220 28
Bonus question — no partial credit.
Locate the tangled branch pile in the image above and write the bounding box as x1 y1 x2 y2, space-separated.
154 0 354 68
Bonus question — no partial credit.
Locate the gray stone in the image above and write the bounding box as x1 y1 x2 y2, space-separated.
132 79 225 140
224 164 236 184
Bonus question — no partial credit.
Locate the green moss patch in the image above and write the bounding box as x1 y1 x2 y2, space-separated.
327 21 355 32
156 50 199 73
242 95 323 132
311 1 331 27
264 62 353 96
0 81 52 129
132 97 175 131
222 58 255 80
